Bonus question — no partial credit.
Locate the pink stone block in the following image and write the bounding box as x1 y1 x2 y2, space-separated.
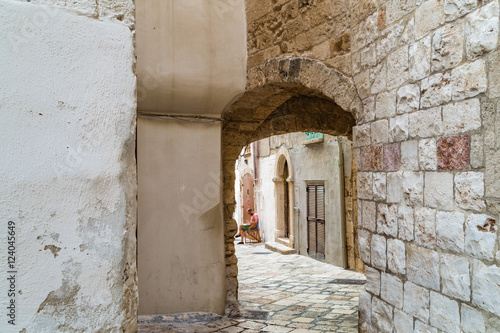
384 143 401 171
361 146 383 171
437 135 469 170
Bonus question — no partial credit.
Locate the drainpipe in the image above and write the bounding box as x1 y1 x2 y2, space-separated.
339 138 348 269
294 206 300 254
252 141 261 239
252 141 259 180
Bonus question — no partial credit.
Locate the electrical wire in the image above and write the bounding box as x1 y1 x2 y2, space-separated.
138 112 224 123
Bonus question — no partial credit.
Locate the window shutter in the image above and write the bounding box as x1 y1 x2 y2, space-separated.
306 184 325 260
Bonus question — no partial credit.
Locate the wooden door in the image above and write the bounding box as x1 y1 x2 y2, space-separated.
307 184 325 260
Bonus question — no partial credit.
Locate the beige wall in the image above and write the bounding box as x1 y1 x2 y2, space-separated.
137 117 225 315
242 133 364 271
136 0 247 115
135 0 247 315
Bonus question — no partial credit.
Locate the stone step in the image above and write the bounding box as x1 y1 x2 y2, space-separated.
265 241 296 255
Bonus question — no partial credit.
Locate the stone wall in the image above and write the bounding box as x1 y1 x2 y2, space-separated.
345 154 364 273
244 0 500 330
247 0 352 75
352 0 500 331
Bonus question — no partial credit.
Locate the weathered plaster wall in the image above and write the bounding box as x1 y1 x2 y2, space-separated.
234 163 243 231
235 145 276 243
254 139 275 243
0 0 136 331
137 118 225 315
242 153 277 243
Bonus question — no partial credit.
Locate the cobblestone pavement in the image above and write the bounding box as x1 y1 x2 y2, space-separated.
138 241 366 332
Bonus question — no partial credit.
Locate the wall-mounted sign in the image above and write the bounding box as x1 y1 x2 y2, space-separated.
305 132 324 141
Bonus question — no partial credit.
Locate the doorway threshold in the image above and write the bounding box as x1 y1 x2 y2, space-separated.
265 241 295 255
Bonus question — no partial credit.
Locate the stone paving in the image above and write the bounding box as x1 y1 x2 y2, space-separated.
138 241 366 332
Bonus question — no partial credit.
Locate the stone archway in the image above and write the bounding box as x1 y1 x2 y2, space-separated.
222 57 360 315
273 145 294 247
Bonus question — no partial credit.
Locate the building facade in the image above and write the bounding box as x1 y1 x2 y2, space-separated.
235 132 364 272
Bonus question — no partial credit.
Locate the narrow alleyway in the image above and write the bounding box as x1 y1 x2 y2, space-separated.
138 242 365 332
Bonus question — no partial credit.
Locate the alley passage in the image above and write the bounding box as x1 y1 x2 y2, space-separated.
138 242 365 332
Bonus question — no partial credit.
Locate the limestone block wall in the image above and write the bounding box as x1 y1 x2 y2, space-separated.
247 0 353 75
345 153 364 273
350 1 500 331
245 0 500 331
0 0 136 331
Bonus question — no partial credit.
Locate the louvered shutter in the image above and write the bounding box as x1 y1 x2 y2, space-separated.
307 183 325 260
307 185 316 257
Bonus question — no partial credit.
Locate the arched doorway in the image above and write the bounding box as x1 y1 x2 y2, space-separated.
273 146 294 248
221 57 360 315
241 172 255 224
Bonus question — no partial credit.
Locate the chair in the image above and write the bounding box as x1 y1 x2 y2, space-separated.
243 222 261 244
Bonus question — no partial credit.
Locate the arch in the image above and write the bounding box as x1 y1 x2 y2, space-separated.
240 166 255 180
223 58 360 122
222 57 360 163
246 57 360 113
273 146 295 248
222 57 360 315
274 145 293 181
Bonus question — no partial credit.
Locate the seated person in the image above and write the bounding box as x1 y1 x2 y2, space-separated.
235 208 259 244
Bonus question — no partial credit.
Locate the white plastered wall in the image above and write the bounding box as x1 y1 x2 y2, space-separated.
0 0 136 331
255 156 278 243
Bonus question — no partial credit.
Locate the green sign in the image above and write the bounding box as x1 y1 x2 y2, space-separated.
305 132 324 141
